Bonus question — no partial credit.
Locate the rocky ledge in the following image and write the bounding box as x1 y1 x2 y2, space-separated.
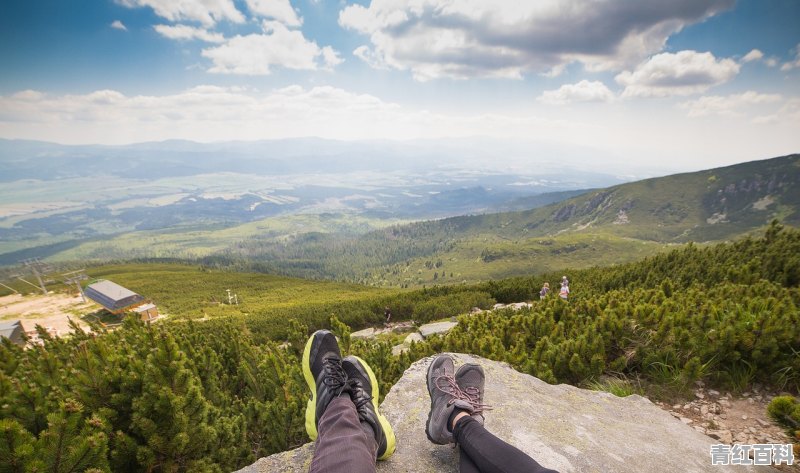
238 354 775 473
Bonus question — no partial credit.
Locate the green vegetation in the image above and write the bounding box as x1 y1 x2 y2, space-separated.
83 263 394 320
586 376 644 398
45 213 402 263
1 223 798 471
767 396 800 442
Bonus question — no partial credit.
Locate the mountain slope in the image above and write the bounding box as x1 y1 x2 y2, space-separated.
511 153 800 242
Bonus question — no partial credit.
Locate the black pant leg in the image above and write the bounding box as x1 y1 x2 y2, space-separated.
459 445 481 473
453 416 559 473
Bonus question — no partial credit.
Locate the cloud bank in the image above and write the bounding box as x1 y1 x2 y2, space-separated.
0 86 573 144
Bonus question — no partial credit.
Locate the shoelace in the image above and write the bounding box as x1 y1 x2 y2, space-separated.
322 356 349 396
434 374 492 415
349 378 373 410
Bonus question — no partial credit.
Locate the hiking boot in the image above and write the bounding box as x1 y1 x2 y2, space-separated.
426 355 475 445
455 363 486 425
342 356 396 460
302 330 350 440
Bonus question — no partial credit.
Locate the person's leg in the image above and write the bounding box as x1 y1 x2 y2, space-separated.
303 330 377 473
458 445 481 473
309 396 377 473
453 363 483 473
425 356 558 473
342 355 396 461
453 415 558 473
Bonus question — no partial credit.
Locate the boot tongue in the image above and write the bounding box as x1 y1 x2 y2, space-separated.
451 399 474 413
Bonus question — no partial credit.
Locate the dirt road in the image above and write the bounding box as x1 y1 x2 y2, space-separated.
0 292 97 335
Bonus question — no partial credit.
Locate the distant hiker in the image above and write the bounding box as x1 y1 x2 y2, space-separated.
384 307 392 324
539 282 550 299
559 285 569 300
561 275 569 289
301 330 558 473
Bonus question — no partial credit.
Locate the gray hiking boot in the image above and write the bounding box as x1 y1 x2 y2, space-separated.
426 355 475 445
455 363 486 425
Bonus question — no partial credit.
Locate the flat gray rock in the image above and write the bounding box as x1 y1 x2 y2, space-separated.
237 354 774 473
391 344 408 356
351 327 376 339
418 321 457 338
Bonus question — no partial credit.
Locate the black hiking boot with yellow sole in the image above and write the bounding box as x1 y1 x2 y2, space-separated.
342 355 396 460
302 329 349 440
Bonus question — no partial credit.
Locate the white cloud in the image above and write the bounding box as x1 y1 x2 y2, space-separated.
338 0 734 81
741 49 780 68
780 44 800 71
680 91 782 117
538 80 614 105
201 21 341 74
245 0 301 27
110 20 128 31
616 50 740 98
353 46 388 70
742 49 763 63
117 0 244 26
320 47 344 70
154 24 225 43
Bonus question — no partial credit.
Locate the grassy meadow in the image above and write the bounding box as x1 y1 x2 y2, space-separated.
84 263 397 320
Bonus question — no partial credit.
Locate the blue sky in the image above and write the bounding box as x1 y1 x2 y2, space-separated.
0 0 798 171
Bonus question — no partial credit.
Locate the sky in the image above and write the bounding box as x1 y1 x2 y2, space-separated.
0 0 799 172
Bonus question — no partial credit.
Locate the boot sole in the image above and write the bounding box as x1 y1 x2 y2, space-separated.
302 331 321 440
347 355 396 460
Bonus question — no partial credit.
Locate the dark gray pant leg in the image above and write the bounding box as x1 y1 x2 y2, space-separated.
309 396 377 473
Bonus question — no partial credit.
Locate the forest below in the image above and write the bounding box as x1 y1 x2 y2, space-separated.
1 222 799 472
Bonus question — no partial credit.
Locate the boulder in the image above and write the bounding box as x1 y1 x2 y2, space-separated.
404 332 423 344
508 302 533 310
351 327 376 339
418 321 457 338
237 354 774 473
391 344 408 356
